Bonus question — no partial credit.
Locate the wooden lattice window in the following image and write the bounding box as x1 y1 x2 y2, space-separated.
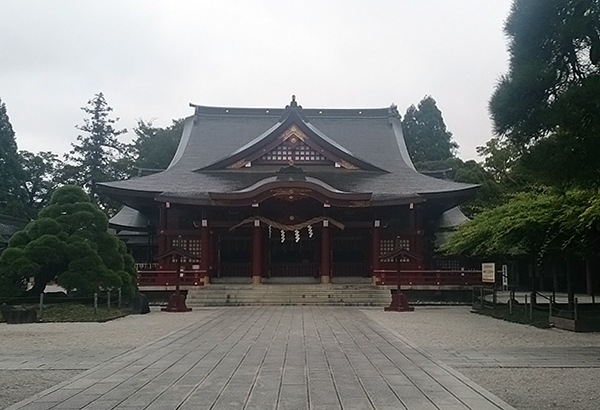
256 139 332 165
434 259 461 270
171 238 200 263
380 238 410 263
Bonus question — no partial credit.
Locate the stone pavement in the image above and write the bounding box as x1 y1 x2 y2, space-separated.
7 307 517 410
0 348 130 371
426 346 600 369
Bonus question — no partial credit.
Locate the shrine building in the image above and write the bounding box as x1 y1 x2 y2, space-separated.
100 97 479 288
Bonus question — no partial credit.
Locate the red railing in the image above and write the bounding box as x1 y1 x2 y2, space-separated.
136 268 482 288
137 270 203 287
378 270 482 287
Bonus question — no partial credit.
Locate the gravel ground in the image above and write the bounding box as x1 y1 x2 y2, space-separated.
364 306 600 410
2 306 599 410
0 308 214 409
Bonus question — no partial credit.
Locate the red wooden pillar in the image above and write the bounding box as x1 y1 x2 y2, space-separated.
371 221 381 284
251 220 262 284
158 203 168 268
200 219 210 285
209 229 216 278
321 220 331 284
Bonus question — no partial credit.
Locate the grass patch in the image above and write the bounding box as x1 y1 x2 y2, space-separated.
473 303 550 328
38 304 130 322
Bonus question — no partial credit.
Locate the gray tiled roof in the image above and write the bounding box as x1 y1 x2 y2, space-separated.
100 102 477 207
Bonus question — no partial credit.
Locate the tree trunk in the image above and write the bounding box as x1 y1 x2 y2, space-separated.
565 254 575 310
552 257 559 293
529 254 537 304
23 279 46 298
586 256 596 296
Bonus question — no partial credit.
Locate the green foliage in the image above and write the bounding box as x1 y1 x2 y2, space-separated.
463 1 600 270
489 0 600 186
132 119 183 170
0 185 137 300
402 96 458 163
442 188 600 260
0 97 27 218
19 150 63 218
63 93 129 214
490 0 600 141
414 158 505 216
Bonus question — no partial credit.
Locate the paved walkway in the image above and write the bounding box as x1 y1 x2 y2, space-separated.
8 307 516 410
427 346 600 369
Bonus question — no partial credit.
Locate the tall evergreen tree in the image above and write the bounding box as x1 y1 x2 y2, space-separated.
0 97 26 218
402 96 458 165
63 93 128 213
132 118 183 170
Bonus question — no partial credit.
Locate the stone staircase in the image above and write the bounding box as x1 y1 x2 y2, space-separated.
186 284 392 307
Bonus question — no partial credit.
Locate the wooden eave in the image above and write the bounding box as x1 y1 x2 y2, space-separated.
208 180 372 208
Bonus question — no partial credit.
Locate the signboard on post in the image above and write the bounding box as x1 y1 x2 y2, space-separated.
501 264 508 289
482 262 496 284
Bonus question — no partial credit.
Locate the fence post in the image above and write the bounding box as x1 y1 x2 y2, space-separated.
524 294 528 319
38 293 44 319
529 292 534 321
509 288 513 315
107 291 111 309
492 286 497 310
574 297 578 321
94 293 98 314
480 286 484 309
549 297 552 323
118 288 122 309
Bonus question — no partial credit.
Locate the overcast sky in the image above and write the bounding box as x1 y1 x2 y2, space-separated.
1 0 512 161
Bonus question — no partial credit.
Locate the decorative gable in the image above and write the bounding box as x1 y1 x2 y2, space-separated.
254 125 333 165
256 139 332 164
227 124 358 169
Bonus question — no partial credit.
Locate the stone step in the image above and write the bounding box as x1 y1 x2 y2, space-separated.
186 284 392 307
186 290 389 296
192 302 387 306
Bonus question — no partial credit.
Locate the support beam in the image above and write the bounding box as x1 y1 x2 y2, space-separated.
252 221 262 284
200 220 210 285
158 204 168 267
321 221 331 284
371 221 381 284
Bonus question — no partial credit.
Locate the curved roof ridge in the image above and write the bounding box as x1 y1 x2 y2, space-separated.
167 115 195 169
389 115 416 171
189 102 392 118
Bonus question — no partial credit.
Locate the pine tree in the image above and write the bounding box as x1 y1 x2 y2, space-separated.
0 185 137 299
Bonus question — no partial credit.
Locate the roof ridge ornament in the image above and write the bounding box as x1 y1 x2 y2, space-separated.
286 95 302 110
388 103 401 120
276 164 307 181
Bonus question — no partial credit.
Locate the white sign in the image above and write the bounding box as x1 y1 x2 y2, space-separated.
482 262 496 283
